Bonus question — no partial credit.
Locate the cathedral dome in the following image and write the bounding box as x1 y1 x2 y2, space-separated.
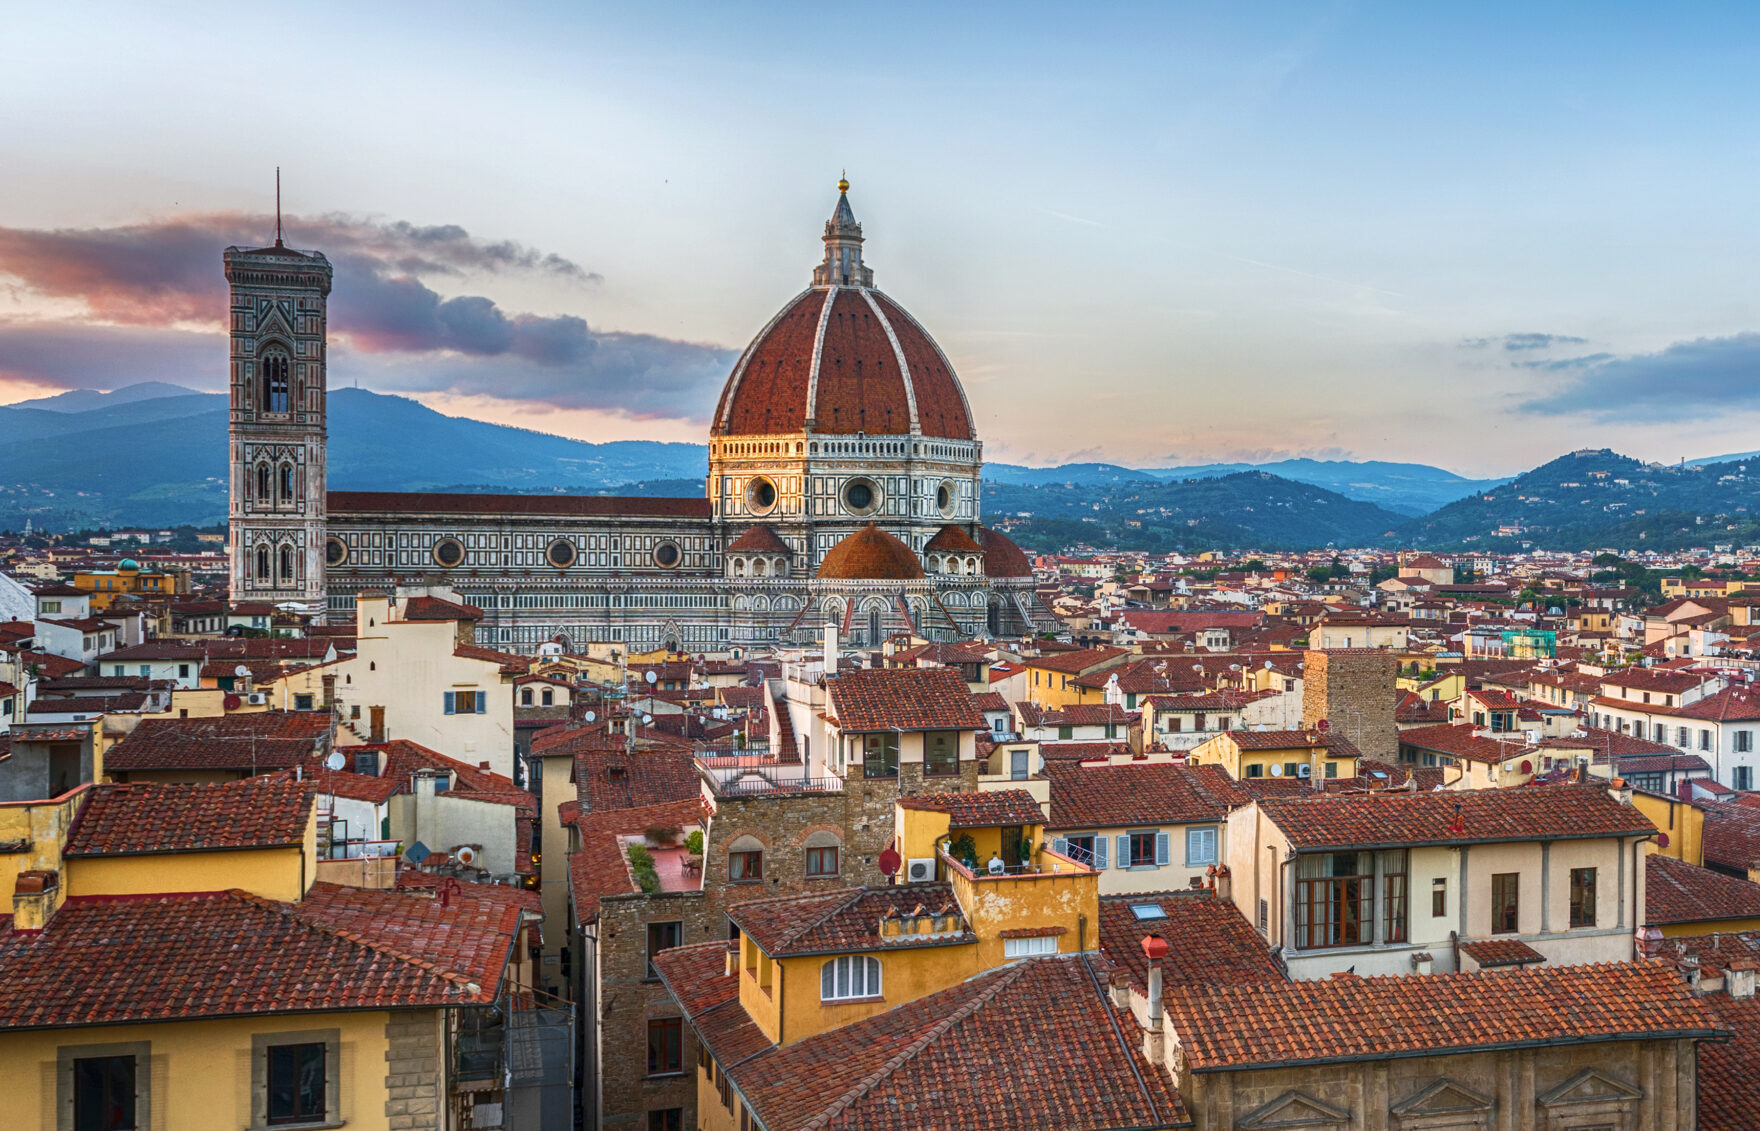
816 524 925 581
712 183 975 441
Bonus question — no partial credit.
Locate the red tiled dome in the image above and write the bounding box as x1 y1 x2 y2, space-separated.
712 187 974 441
713 289 973 440
816 524 925 581
924 524 984 554
726 524 793 556
976 526 1032 578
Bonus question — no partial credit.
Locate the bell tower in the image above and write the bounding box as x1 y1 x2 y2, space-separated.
223 201 333 614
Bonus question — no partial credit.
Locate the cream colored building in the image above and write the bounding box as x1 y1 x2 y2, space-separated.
1226 784 1655 979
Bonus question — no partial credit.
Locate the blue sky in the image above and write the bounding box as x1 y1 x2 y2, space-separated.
3 1 1759 476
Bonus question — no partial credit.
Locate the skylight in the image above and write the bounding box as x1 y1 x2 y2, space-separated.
1129 903 1167 921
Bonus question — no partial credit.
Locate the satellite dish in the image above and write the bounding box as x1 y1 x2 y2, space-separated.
645 670 658 685
1270 763 1285 776
584 710 597 723
1264 660 1274 670
234 664 251 678
642 714 654 726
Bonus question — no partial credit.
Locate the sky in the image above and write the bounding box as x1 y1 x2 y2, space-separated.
3 1 1760 478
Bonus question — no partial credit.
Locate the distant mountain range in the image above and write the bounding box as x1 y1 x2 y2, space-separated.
986 459 1508 516
2 384 1752 553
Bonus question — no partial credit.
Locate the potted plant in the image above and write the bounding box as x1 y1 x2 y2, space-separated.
646 825 681 847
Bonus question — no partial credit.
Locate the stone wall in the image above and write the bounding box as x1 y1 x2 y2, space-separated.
383 1011 443 1131
1302 649 1398 765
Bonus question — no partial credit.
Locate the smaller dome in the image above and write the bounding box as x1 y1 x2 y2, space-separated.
727 525 793 556
924 524 983 554
817 524 925 581
975 526 1032 578
118 558 140 571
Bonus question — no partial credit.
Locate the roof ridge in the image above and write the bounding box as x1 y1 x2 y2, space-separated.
236 889 486 997
797 960 1031 1130
771 888 873 951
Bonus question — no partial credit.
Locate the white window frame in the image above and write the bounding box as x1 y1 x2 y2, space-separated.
820 955 881 1001
1003 935 1059 959
1185 825 1219 867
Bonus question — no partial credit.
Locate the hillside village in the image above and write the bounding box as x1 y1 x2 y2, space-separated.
7 539 1760 1128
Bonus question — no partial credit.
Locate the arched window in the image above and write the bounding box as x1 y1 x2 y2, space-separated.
821 955 880 1001
255 545 270 580
279 544 295 584
868 607 882 646
279 463 295 502
255 463 271 501
261 350 290 413
987 602 1002 636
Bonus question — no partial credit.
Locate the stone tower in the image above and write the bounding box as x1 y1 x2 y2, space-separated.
223 224 333 612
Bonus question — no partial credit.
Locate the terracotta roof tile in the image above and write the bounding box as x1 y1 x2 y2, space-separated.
0 890 493 1029
64 779 312 856
1044 762 1229 830
103 711 330 773
1165 961 1720 1071
895 789 1043 828
826 667 983 732
1698 991 1760 1130
726 524 794 556
815 524 924 581
1098 891 1283 990
1257 784 1655 849
1646 855 1760 926
1458 937 1547 967
727 883 971 957
923 523 982 554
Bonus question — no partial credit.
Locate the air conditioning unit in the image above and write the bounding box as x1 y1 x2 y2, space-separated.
1297 764 1313 778
246 693 267 705
906 857 937 883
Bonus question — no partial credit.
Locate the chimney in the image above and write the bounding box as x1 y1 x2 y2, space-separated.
1141 934 1167 1062
478 760 491 771
1728 959 1757 1000
1636 924 1664 959
823 623 839 672
369 705 386 744
1109 970 1132 1009
320 673 335 712
12 870 61 932
1410 951 1434 975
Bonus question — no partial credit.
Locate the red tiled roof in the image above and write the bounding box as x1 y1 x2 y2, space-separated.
1645 855 1760 926
826 667 983 732
1097 891 1283 991
1026 646 1128 675
64 780 312 856
1699 990 1760 1130
1165 961 1719 1071
573 749 701 813
728 883 971 957
103 711 330 773
896 788 1043 828
663 951 1183 1131
1458 937 1546 968
329 490 711 518
298 881 527 993
1256 784 1655 849
1397 722 1532 765
452 642 532 674
568 797 709 922
1702 801 1760 874
400 594 483 621
0 890 492 1029
1043 762 1229 830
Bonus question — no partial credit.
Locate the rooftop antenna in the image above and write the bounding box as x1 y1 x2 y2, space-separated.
274 167 284 248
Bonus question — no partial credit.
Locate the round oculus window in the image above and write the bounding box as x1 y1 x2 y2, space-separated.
936 481 954 514
433 537 465 568
653 541 681 568
747 477 778 512
325 537 348 567
546 538 577 568
843 478 879 515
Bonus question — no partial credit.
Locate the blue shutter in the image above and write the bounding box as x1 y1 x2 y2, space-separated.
1116 834 1129 868
1156 832 1171 866
1093 837 1108 870
1052 837 1068 858
444 691 455 715
475 690 487 714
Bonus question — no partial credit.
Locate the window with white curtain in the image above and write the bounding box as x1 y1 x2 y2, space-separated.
1003 935 1058 959
820 955 881 1001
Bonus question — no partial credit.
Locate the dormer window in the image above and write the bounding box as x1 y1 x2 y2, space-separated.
261 349 290 413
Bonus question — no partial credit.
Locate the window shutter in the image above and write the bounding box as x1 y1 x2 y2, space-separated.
1116 834 1129 868
1156 832 1171 866
1094 837 1108 869
475 690 487 714
443 691 455 715
1052 837 1068 858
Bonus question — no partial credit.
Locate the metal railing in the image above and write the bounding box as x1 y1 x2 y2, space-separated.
705 772 843 797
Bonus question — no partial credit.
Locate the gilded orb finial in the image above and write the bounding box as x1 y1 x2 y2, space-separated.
838 170 849 194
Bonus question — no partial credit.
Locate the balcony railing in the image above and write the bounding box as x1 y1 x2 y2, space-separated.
701 770 843 798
